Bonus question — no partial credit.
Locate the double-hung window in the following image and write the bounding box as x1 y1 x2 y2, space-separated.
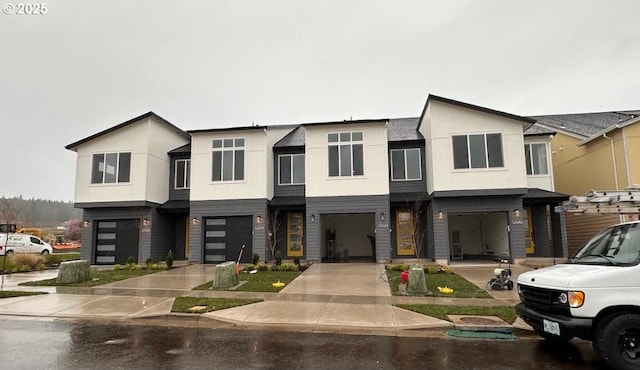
91 152 131 184
452 133 503 169
175 159 191 189
212 138 244 182
328 132 363 177
279 154 305 185
525 143 548 175
390 148 421 181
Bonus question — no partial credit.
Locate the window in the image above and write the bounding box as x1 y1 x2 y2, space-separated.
212 138 244 182
525 143 548 175
91 152 131 184
452 133 503 169
175 159 191 189
328 132 363 177
390 148 421 181
279 154 305 185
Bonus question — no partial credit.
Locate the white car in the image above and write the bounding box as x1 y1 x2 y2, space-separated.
0 233 53 256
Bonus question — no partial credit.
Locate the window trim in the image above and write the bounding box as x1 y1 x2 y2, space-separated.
327 131 365 178
390 148 422 181
451 133 504 170
174 158 191 189
90 151 132 185
525 142 549 176
278 153 305 186
211 138 245 182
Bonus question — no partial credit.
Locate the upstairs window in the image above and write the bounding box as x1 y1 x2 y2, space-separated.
328 132 363 177
452 133 503 169
279 154 305 185
212 138 244 182
91 152 131 184
390 148 421 181
175 159 191 189
525 143 548 175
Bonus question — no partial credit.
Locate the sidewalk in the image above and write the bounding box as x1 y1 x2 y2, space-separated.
0 263 534 336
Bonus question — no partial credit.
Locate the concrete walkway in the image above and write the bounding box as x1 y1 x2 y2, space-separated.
0 262 534 335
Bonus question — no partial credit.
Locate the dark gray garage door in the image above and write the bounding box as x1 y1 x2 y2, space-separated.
95 220 140 265
203 216 253 264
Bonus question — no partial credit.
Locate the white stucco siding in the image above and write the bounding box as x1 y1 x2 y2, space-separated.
426 100 528 193
190 129 269 201
419 104 435 194
524 136 555 192
305 122 389 197
74 119 151 203
145 118 190 203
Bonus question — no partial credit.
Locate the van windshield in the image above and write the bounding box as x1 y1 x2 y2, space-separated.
572 223 640 266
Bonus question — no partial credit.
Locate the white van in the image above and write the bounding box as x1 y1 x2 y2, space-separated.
516 220 640 370
0 233 53 256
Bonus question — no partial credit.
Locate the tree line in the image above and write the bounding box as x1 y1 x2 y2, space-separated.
0 196 82 227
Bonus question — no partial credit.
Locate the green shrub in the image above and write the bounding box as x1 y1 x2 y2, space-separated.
18 264 31 272
114 264 121 271
145 257 154 268
37 262 46 271
280 263 298 272
274 250 282 266
126 256 136 265
293 257 300 266
385 264 410 272
252 253 260 265
166 250 174 268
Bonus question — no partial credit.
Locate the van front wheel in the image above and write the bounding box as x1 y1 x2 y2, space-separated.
5 250 14 257
594 313 640 370
41 250 50 255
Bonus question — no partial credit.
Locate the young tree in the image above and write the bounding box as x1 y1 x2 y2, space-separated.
265 210 281 262
412 198 428 264
65 218 83 241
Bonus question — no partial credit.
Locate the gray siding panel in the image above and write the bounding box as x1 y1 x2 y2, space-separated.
169 154 190 201
389 142 427 194
273 148 306 198
189 199 268 263
306 195 390 262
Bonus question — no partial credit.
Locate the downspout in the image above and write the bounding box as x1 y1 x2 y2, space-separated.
622 129 631 188
603 133 623 223
602 134 619 190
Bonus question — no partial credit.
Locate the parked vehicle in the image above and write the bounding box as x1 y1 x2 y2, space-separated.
516 221 640 370
0 233 53 256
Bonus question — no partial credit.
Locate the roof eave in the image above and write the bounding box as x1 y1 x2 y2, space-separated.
577 116 640 147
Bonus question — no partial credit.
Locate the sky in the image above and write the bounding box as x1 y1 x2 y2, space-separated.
1 0 640 202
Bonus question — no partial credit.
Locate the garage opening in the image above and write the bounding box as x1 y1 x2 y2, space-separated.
203 216 253 264
448 212 509 261
321 213 376 262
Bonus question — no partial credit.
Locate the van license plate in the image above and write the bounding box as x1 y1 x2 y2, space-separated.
543 319 560 336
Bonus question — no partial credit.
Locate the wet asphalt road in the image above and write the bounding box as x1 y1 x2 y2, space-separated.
0 318 605 370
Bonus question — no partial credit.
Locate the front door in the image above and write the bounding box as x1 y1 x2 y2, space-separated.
524 207 535 254
395 209 415 256
286 213 304 257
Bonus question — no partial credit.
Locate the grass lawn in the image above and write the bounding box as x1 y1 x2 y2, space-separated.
0 290 47 298
171 297 263 313
19 267 164 287
396 304 518 324
386 269 492 298
193 271 301 292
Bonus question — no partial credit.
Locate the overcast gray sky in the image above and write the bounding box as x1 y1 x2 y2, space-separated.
1 0 639 202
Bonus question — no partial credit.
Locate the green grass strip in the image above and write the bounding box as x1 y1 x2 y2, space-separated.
396 304 517 324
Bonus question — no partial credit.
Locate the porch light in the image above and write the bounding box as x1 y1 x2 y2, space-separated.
310 214 316 222
142 218 151 227
380 212 385 221
83 220 91 228
513 209 521 218
192 217 199 225
437 211 444 220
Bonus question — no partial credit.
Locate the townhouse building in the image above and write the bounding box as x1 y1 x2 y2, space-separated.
533 111 640 255
65 95 568 266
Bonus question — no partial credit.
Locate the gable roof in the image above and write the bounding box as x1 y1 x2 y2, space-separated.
65 111 189 151
524 124 555 136
274 126 305 147
388 117 423 141
168 143 191 154
418 95 536 131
